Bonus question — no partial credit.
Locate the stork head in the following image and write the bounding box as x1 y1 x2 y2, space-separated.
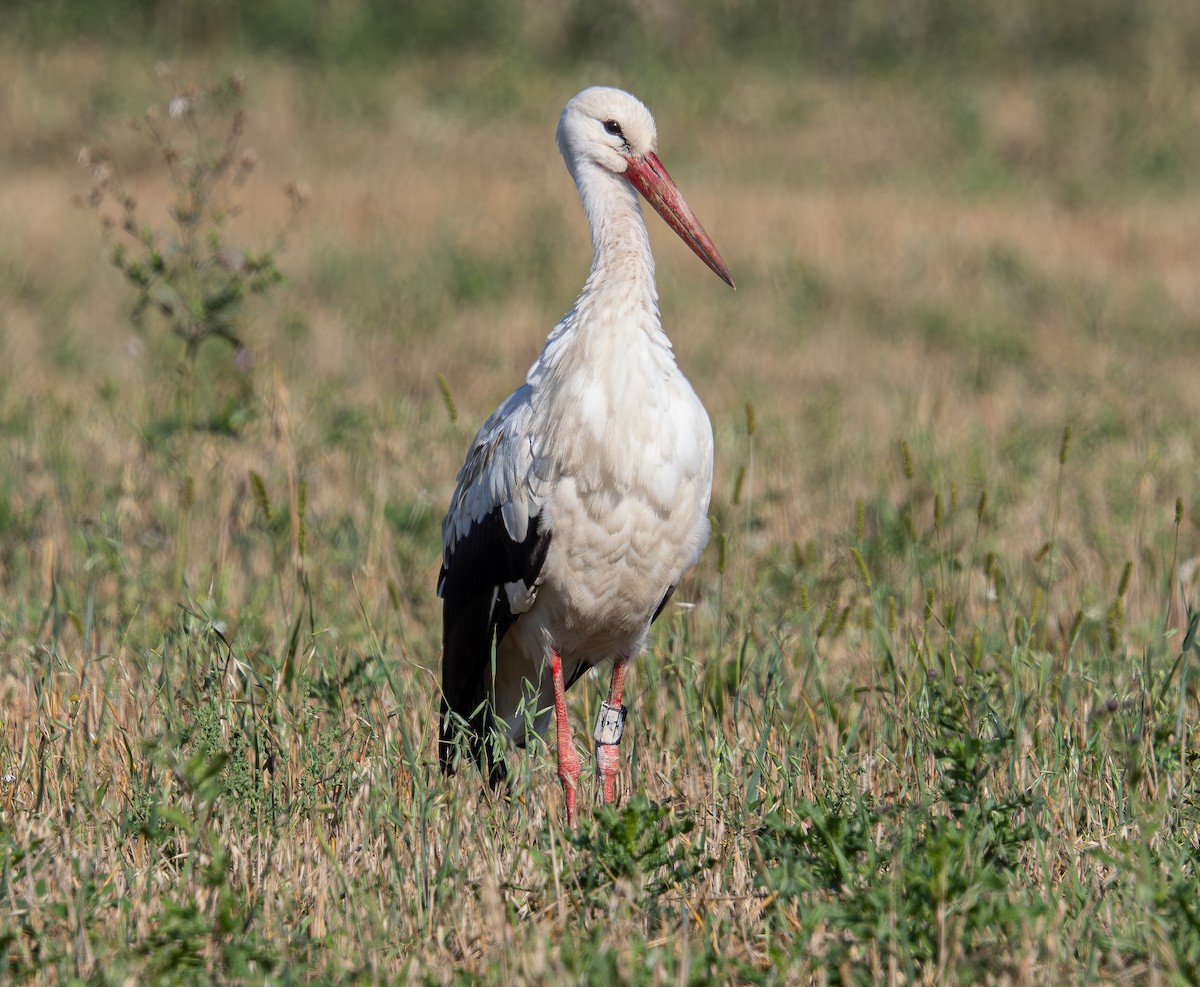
557 86 734 288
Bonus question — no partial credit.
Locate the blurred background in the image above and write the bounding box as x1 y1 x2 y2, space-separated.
10 0 1200 77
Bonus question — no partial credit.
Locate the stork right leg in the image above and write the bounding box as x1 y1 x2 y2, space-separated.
594 655 629 805
549 648 580 828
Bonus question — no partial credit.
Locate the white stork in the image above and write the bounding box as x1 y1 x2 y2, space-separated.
438 86 733 827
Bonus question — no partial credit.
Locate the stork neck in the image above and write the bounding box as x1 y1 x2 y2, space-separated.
577 168 659 321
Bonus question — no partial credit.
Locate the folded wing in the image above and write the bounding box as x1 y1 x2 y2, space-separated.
438 385 551 784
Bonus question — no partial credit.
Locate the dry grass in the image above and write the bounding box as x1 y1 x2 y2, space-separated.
1 46 1198 984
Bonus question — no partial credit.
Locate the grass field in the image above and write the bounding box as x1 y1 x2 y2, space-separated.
1 40 1199 984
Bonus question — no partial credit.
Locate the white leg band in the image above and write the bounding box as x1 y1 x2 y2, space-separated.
593 700 627 746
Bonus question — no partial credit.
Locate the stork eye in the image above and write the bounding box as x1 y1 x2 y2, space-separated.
603 119 624 138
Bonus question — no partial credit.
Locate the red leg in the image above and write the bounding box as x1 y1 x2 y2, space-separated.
549 648 580 828
594 655 629 805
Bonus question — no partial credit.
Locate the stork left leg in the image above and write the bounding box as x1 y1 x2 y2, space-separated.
549 648 581 828
594 655 629 805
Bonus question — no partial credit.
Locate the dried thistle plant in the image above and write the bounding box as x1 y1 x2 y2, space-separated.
79 67 307 431
78 67 309 591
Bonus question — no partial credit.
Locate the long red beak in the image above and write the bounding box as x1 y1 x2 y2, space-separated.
624 151 735 289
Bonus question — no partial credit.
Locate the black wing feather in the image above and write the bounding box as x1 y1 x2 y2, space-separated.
651 584 677 624
439 505 550 785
